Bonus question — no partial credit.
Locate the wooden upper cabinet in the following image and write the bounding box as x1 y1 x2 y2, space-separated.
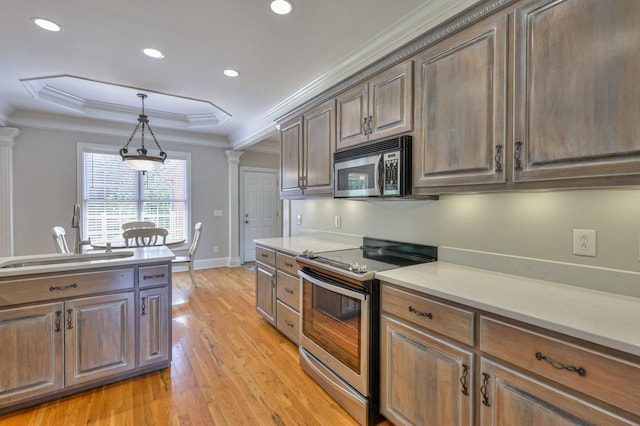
279 116 303 197
513 0 640 182
303 99 335 195
414 13 507 189
336 60 413 150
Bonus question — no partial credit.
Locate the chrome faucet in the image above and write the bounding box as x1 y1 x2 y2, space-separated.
71 203 91 254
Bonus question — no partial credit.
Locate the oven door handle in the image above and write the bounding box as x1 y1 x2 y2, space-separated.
299 271 367 301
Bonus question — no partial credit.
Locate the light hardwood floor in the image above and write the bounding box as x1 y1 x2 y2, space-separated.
0 266 384 426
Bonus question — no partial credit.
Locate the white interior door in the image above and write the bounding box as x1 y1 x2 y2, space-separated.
242 170 280 262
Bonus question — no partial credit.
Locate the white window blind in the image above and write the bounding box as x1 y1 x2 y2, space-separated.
81 147 188 245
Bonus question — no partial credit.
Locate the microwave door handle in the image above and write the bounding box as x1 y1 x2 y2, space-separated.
376 154 384 196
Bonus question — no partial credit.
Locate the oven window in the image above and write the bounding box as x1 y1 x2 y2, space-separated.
302 282 361 373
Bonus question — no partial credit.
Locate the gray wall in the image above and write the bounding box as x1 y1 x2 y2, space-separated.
291 189 640 273
12 125 278 262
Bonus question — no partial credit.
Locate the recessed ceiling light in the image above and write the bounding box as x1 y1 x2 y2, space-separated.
223 69 240 77
270 0 294 15
32 18 62 32
143 48 165 59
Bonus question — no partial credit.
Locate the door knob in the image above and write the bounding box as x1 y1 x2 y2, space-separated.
244 213 249 217
244 220 249 224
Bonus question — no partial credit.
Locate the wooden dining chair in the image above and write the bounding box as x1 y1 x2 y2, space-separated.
122 221 156 231
172 222 203 287
123 228 168 247
52 226 71 253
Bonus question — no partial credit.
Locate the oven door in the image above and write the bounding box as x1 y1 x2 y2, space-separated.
334 155 382 198
299 270 369 396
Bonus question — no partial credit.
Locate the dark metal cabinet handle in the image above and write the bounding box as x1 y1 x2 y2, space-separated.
514 141 523 171
284 261 294 268
408 306 433 319
143 273 165 280
495 144 503 173
284 287 295 294
367 115 373 134
55 311 62 332
284 319 295 328
460 364 469 396
361 117 368 135
261 253 269 258
140 296 147 316
535 352 586 377
50 283 78 292
66 309 73 330
271 276 276 288
480 372 491 406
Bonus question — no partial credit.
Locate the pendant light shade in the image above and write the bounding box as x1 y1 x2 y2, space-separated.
120 93 167 172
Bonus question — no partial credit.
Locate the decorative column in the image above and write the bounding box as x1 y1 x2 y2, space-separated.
0 128 20 257
225 150 243 267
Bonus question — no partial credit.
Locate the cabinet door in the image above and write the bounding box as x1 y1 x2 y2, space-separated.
336 83 369 149
513 0 640 182
280 116 303 196
255 262 276 326
380 314 473 426
0 302 64 408
368 60 413 141
414 13 507 188
303 99 335 195
65 292 136 386
479 358 637 426
139 286 170 367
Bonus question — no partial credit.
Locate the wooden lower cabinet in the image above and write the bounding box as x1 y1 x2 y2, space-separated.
255 261 276 326
380 313 473 426
479 358 636 426
0 302 64 406
139 286 170 367
0 261 172 413
65 292 136 387
379 282 640 425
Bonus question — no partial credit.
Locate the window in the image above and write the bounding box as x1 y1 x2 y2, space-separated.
79 144 190 245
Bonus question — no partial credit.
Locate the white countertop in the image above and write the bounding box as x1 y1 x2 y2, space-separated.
376 261 640 357
254 236 360 256
0 246 175 278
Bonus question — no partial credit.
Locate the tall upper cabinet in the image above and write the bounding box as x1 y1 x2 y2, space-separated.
512 0 640 183
414 12 507 189
336 61 413 150
279 99 335 198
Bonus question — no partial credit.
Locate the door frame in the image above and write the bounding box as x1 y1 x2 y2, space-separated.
239 166 281 263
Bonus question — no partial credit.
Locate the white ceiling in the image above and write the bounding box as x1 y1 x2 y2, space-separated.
0 0 473 150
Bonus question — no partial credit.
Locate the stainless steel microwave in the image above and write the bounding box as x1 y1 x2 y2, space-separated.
334 136 411 198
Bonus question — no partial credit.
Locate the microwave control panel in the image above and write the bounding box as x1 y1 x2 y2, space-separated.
383 151 400 195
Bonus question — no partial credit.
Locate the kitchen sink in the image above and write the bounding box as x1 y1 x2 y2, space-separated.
0 251 135 269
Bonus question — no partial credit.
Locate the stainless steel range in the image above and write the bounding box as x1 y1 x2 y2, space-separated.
296 238 437 425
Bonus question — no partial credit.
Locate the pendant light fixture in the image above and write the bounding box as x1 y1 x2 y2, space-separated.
120 93 167 172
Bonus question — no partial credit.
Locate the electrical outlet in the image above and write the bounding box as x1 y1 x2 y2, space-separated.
334 215 341 229
296 213 302 225
573 229 596 257
214 246 219 253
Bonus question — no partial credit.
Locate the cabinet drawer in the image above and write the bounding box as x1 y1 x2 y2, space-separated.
276 300 300 345
480 316 640 416
381 284 475 346
138 264 169 288
0 268 135 307
276 270 300 311
256 246 276 266
276 252 298 276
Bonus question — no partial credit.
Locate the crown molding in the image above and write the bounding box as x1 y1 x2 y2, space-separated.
0 99 12 126
8 110 232 149
229 0 485 148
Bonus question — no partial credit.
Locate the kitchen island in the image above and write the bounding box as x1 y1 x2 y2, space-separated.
0 246 174 413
